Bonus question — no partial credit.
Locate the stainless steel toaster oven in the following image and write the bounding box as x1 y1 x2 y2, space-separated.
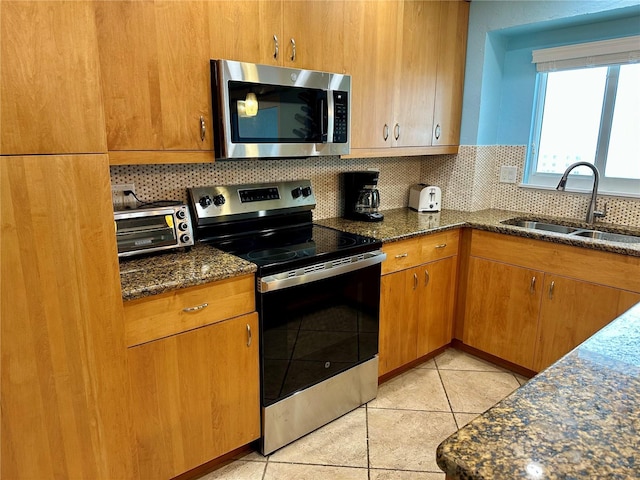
114 204 194 258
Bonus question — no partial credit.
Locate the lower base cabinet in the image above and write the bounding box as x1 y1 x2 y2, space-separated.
127 313 260 479
379 256 457 376
461 231 640 372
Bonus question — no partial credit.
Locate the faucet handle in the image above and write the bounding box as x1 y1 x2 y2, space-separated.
594 201 607 220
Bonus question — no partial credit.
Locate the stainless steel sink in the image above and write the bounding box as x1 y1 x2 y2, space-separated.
571 230 640 243
502 218 640 244
506 220 579 235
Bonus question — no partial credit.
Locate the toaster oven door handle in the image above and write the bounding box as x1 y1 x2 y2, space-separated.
258 251 387 293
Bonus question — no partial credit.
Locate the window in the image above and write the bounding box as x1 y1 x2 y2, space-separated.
525 37 640 196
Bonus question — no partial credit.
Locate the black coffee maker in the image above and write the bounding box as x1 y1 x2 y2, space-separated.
341 171 384 222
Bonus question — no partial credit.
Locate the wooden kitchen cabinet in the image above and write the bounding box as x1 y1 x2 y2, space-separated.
459 230 640 372
1 154 136 479
96 0 214 164
344 0 469 157
0 1 107 155
127 313 260 480
379 230 459 376
462 257 543 370
431 0 469 147
533 276 640 371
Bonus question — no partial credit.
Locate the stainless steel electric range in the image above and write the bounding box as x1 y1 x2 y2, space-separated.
188 180 385 455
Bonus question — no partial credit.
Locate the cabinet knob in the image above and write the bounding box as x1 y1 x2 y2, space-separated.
383 124 389 141
395 253 408 259
394 123 400 141
424 269 430 287
182 303 208 313
549 281 555 300
435 243 447 249
530 276 536 294
290 37 296 61
413 273 418 290
434 124 441 140
273 34 279 60
246 323 252 347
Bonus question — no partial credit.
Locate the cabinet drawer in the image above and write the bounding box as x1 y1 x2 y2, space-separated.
124 274 255 346
420 229 459 263
382 237 422 274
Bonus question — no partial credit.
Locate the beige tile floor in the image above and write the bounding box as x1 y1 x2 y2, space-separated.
198 348 528 480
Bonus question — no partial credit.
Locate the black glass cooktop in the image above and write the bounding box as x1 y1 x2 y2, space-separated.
208 224 381 276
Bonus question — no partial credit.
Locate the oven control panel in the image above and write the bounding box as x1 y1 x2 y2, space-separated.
188 180 316 226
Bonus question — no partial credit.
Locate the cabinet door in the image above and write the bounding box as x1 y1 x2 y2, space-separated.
209 1 282 65
128 313 260 479
96 1 212 152
417 256 457 357
1 1 106 154
344 0 398 150
533 277 640 371
463 257 542 370
283 1 345 72
1 155 135 479
392 0 440 148
431 0 469 147
379 268 419 376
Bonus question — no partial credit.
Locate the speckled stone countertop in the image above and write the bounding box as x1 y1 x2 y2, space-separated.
120 208 640 300
316 208 640 257
436 302 640 479
119 244 256 301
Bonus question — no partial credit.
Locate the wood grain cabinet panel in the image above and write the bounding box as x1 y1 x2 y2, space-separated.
1 155 135 479
96 0 214 162
128 313 260 480
1 1 107 155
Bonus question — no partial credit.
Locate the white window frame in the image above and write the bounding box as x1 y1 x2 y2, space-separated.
524 36 640 197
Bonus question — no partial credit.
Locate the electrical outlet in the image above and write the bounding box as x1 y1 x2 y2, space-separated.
111 184 136 208
499 166 518 184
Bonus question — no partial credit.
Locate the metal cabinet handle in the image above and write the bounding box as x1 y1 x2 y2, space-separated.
383 124 389 141
290 37 296 61
246 323 252 347
199 116 206 142
530 276 536 294
549 281 555 300
273 34 279 59
424 269 430 287
182 303 208 313
395 253 408 259
413 273 418 290
435 243 447 249
394 123 400 141
434 124 441 140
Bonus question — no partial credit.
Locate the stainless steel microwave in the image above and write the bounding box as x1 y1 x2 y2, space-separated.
114 205 194 258
211 59 351 159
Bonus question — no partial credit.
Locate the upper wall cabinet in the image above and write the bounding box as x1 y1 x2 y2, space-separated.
0 1 107 155
96 1 214 164
209 1 344 72
432 0 469 147
344 0 469 158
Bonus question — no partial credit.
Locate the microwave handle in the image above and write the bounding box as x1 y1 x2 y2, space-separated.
319 96 328 143
323 92 331 143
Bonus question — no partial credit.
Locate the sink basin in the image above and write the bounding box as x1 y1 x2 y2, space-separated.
571 230 640 243
506 220 579 235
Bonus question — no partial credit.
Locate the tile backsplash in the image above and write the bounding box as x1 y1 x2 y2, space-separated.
110 146 640 227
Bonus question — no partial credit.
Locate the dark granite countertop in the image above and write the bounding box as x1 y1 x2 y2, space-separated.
119 244 256 302
119 208 640 301
316 208 640 257
436 302 640 480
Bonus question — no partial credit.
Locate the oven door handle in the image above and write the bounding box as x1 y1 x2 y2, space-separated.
258 250 387 293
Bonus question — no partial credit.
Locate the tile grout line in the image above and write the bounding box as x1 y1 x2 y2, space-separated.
434 356 461 430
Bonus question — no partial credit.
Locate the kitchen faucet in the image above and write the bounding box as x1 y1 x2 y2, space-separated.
556 161 606 223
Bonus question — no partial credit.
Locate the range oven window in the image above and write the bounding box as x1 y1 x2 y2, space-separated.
228 81 327 143
259 263 380 406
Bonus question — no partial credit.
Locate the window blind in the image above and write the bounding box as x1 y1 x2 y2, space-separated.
532 35 640 72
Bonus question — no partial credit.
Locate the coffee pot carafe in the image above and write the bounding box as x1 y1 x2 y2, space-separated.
341 171 384 222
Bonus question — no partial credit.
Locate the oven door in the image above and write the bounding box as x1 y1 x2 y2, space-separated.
258 256 382 407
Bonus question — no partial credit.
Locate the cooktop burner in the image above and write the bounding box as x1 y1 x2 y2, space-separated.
207 224 380 275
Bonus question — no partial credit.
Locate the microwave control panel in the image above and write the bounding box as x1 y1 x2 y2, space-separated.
333 91 348 143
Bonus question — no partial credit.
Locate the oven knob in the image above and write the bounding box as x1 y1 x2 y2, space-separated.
291 187 302 198
301 186 312 197
212 194 226 207
176 209 186 219
178 222 189 231
199 195 213 208
180 234 190 243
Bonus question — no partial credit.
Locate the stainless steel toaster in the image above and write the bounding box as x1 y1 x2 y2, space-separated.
409 184 442 212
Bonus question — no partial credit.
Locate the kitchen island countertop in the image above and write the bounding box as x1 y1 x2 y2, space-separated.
436 301 640 479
